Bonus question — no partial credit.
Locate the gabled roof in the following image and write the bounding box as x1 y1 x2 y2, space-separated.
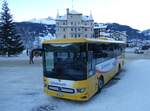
56 9 93 21
56 14 93 21
82 15 93 21
69 10 82 14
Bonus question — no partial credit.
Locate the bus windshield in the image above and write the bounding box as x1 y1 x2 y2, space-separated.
43 43 87 81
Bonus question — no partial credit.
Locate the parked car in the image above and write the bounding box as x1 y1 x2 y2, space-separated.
134 48 144 54
141 45 149 50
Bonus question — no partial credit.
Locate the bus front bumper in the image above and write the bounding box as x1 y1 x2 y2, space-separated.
44 88 89 101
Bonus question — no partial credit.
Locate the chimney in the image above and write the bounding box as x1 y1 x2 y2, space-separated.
66 8 69 14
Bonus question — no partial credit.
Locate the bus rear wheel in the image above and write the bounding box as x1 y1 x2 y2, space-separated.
97 77 104 93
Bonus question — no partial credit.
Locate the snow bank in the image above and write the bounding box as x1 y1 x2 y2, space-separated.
0 53 28 61
125 47 136 53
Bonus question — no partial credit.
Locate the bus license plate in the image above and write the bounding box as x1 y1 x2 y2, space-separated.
57 92 64 97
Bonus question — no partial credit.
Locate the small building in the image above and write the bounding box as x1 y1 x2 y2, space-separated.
94 23 127 42
56 8 94 38
94 23 109 38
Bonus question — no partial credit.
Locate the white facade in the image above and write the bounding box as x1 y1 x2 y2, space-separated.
56 8 94 38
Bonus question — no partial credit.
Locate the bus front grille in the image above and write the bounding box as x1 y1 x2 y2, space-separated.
48 85 75 94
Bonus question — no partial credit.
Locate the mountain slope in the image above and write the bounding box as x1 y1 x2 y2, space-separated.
106 23 146 40
142 29 150 39
15 22 56 47
28 17 56 25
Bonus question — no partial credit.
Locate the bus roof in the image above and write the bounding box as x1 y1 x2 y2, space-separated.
42 38 126 44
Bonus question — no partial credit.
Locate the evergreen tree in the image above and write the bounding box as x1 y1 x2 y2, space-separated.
0 0 24 56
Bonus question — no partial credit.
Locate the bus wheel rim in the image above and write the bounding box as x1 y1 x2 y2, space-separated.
99 79 103 89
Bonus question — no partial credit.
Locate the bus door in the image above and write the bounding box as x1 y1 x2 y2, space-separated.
87 51 97 95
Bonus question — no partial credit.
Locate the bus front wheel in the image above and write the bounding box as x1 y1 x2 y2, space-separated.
97 77 104 93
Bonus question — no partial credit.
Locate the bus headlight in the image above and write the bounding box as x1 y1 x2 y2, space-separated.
76 88 86 93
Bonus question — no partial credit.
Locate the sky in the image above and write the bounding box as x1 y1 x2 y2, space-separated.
0 0 150 31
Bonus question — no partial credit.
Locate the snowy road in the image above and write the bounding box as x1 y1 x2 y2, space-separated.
0 53 150 111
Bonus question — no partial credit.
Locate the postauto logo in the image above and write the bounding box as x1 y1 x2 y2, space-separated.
50 81 67 86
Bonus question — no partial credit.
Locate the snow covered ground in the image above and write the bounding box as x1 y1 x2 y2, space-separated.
1 51 150 111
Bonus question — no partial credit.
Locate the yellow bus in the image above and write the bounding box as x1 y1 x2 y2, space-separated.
42 38 126 101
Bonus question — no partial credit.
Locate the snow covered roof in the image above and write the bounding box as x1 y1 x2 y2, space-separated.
69 10 81 14
56 8 93 21
100 32 110 36
56 14 93 21
94 23 107 29
82 15 93 21
56 15 67 20
56 15 93 21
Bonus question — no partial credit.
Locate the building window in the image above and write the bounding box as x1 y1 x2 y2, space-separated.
57 28 59 31
71 34 74 37
75 28 77 32
71 22 73 25
75 22 76 25
75 34 77 38
71 28 73 31
78 34 80 37
63 28 65 31
64 35 66 38
63 22 66 25
85 28 87 31
85 34 87 37
78 28 80 31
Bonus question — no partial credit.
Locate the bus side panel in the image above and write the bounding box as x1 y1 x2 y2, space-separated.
87 74 98 98
96 58 118 84
102 56 125 85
